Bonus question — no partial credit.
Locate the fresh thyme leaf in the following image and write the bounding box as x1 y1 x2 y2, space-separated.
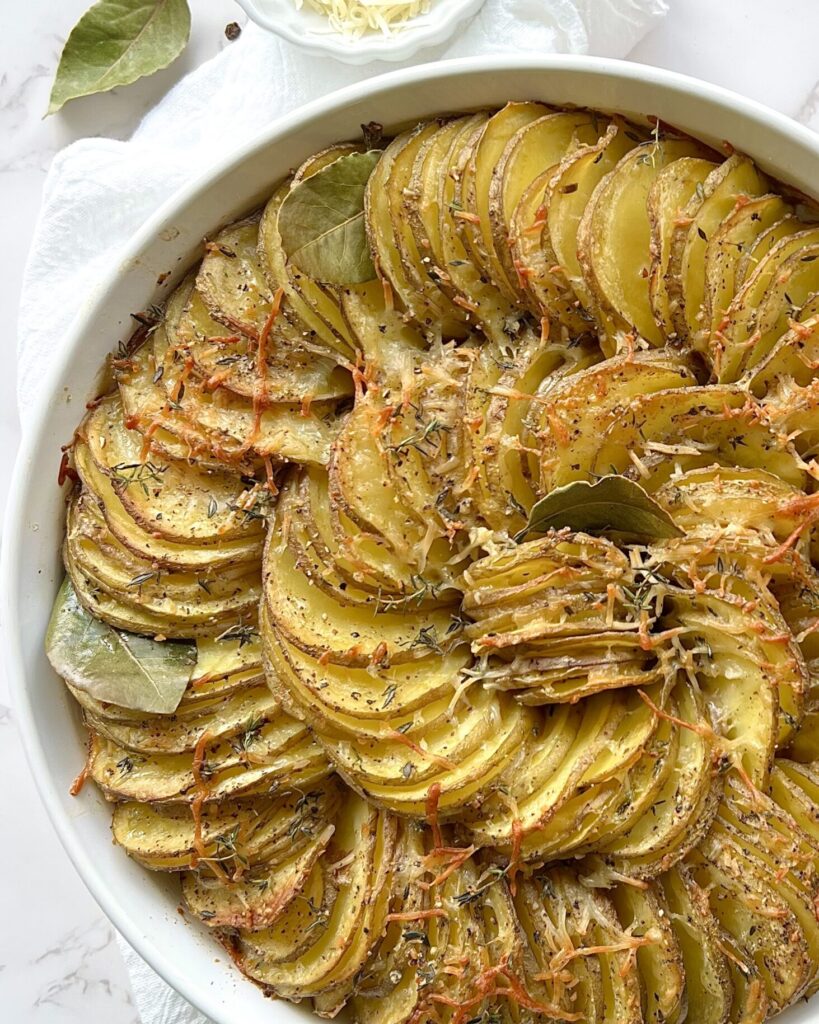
454 866 507 905
215 623 259 648
378 576 441 612
129 570 159 587
517 476 683 543
278 151 381 285
48 0 191 115
230 716 265 757
408 625 444 654
389 419 450 454
111 461 167 497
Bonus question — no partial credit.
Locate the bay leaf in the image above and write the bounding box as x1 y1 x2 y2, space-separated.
516 476 683 543
278 150 381 285
45 578 195 714
47 0 191 116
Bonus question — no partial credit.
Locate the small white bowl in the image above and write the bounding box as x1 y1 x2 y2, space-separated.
236 0 486 64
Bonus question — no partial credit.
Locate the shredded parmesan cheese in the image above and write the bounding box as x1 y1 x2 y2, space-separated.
295 0 433 39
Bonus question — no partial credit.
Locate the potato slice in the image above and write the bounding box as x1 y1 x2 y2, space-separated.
577 137 707 348
368 122 468 337
113 783 338 871
460 101 549 293
611 883 686 1024
666 591 779 787
154 320 342 466
545 121 644 344
489 110 601 300
514 874 606 1021
338 280 424 381
647 156 716 337
464 691 622 851
549 870 643 1024
197 216 351 399
666 154 768 343
436 114 529 345
87 715 327 803
588 385 805 492
328 392 433 566
716 225 819 380
406 116 478 304
702 193 791 342
263 526 456 667
66 492 261 634
298 465 422 595
660 864 733 1024
688 827 813 1013
257 175 357 361
460 332 600 533
82 394 262 545
599 677 720 876
349 823 428 1024
270 625 468 724
116 330 256 472
234 799 393 998
87 684 277 756
535 351 695 492
74 442 262 572
182 821 335 931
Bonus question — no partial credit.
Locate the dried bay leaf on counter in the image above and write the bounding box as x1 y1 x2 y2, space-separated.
278 151 382 285
517 476 684 543
46 578 195 714
48 0 191 115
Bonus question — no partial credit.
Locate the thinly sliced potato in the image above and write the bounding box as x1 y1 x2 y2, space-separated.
489 110 601 300
49 107 819 1024
82 394 261 544
369 122 468 337
647 156 716 337
545 121 644 344
666 154 768 343
460 101 550 293
660 864 733 1024
702 193 791 342
577 137 708 348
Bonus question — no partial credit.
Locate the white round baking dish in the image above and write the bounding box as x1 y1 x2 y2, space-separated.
5 55 819 1024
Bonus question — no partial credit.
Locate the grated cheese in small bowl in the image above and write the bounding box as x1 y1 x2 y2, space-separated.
237 0 484 63
294 0 433 38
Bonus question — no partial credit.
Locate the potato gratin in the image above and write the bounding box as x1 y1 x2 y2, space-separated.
47 103 819 1024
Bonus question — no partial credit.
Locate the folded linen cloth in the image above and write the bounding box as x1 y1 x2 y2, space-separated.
18 0 668 1019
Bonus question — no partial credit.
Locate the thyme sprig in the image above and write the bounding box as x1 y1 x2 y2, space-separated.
377 575 442 613
215 623 259 648
111 461 167 496
408 625 444 654
389 419 450 455
454 865 508 906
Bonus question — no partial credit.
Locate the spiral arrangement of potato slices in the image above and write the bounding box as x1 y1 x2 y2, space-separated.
50 104 819 1024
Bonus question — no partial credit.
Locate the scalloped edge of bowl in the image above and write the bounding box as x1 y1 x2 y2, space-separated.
235 0 486 64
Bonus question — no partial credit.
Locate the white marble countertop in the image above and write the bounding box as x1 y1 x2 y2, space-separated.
1 0 818 1019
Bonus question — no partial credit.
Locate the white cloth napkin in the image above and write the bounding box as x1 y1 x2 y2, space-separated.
18 0 667 1020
